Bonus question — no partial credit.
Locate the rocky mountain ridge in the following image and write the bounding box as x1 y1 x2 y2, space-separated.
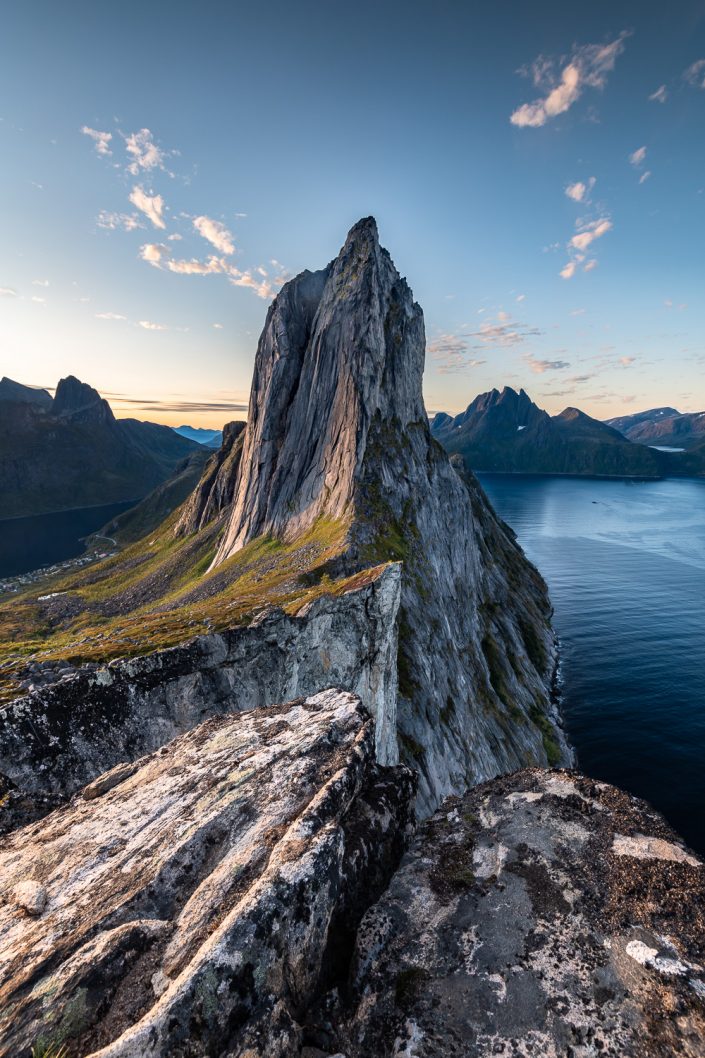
0 375 202 518
606 406 705 450
431 386 666 478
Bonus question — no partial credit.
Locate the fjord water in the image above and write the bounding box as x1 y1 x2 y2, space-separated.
0 501 134 578
479 474 705 854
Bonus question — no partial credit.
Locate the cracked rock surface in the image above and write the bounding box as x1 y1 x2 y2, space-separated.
0 689 415 1058
341 768 705 1058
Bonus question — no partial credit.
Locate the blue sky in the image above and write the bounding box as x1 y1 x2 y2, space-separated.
1 0 704 427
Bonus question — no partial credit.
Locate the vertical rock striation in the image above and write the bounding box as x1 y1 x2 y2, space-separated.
213 217 571 813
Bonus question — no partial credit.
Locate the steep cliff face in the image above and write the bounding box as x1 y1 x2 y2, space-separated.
0 563 400 828
213 218 571 813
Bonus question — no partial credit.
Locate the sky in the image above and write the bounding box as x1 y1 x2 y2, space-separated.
1 0 704 428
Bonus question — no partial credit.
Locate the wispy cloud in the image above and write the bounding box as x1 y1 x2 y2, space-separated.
565 178 595 203
684 59 705 89
124 128 167 175
639 171 651 185
167 256 229 276
139 320 168 331
31 295 46 304
525 355 571 373
0 287 17 297
560 261 577 280
129 186 166 229
426 334 487 373
97 210 143 232
32 279 49 287
95 311 127 320
629 146 647 167
81 126 112 156
649 84 668 103
193 215 235 255
619 356 636 366
510 33 629 128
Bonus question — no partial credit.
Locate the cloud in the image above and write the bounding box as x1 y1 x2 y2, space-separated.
570 217 612 252
129 186 166 229
112 398 249 414
213 323 223 329
427 334 487 374
140 243 170 267
32 278 50 287
619 356 635 366
629 146 647 167
124 129 166 175
684 59 705 89
0 287 17 297
510 33 629 127
167 255 229 276
31 295 46 304
97 210 143 232
95 311 127 320
565 177 595 203
639 170 651 184
583 259 598 272
649 84 668 103
167 233 182 241
525 355 571 373
228 271 275 299
193 215 235 255
81 126 112 156
560 261 577 280
139 320 167 331
516 294 526 302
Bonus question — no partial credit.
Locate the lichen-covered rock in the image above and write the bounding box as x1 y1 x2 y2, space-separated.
0 689 415 1058
0 563 400 829
212 217 571 813
342 769 705 1058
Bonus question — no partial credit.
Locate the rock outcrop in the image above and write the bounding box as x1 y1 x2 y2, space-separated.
0 562 400 828
175 420 246 536
211 218 571 813
340 768 705 1057
0 690 415 1058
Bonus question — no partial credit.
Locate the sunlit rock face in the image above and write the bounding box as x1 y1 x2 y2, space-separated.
213 217 572 813
340 768 705 1058
0 690 415 1058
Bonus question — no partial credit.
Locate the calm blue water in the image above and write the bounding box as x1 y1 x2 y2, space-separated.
0 501 134 578
479 474 705 855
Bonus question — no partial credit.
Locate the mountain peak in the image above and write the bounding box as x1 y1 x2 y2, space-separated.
0 377 52 407
213 218 424 561
52 375 115 425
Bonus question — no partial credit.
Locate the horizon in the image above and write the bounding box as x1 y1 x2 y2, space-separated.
2 1 704 427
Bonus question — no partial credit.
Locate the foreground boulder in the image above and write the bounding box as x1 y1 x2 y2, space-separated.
342 769 705 1057
0 689 414 1057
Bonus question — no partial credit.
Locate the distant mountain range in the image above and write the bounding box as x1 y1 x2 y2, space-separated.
431 387 705 479
605 406 705 451
0 376 206 518
172 425 223 449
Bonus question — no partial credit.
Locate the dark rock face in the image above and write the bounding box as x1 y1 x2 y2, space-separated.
0 563 400 827
341 768 705 1058
0 376 201 518
211 219 571 814
175 420 246 535
432 386 664 478
0 690 416 1058
0 376 52 407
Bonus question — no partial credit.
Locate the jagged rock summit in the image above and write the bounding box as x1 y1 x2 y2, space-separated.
214 217 425 561
212 218 572 812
